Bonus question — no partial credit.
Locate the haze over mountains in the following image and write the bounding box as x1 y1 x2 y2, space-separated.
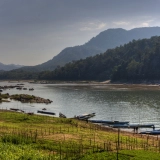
1 27 160 72
0 62 23 71
1 35 160 81
17 27 160 72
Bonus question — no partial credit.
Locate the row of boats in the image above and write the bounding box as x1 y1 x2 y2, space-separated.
71 113 160 135
16 87 34 90
9 108 160 135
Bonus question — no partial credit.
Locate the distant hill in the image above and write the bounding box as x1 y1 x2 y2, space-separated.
18 27 160 72
1 36 160 81
0 62 23 71
37 36 160 82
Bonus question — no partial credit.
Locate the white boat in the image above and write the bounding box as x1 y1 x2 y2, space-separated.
76 113 96 120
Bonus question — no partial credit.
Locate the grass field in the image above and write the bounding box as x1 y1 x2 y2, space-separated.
0 110 160 159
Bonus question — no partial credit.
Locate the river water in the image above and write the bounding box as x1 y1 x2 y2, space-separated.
1 81 160 130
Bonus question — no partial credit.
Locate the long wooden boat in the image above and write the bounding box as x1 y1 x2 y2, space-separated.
89 120 129 125
140 129 160 135
149 130 160 135
109 124 155 129
10 108 24 113
10 108 20 111
103 123 129 128
37 110 55 115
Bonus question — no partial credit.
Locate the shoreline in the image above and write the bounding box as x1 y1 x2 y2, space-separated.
1 79 160 85
2 79 160 87
1 109 159 141
1 80 160 92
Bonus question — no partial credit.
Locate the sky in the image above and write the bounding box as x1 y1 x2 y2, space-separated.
0 0 160 66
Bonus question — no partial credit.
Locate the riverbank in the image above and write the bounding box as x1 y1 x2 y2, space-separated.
1 80 160 134
2 79 160 87
0 110 160 159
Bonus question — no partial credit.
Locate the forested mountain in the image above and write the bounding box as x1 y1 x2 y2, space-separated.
37 36 160 82
21 46 102 72
1 35 160 82
18 27 160 72
0 62 23 71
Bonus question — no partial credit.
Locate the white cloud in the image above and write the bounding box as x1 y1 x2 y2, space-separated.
97 23 106 29
80 27 92 31
142 22 149 27
113 21 130 26
111 17 157 30
80 22 106 31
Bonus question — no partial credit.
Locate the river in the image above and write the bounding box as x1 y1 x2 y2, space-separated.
1 81 160 130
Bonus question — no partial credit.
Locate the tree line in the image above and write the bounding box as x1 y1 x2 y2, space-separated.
1 36 160 82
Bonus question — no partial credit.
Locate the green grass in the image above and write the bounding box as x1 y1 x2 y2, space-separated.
0 143 58 160
81 150 160 160
0 110 160 159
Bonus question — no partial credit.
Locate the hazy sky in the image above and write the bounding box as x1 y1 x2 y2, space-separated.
0 0 160 66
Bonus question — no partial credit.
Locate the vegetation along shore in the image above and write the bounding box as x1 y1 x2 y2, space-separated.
0 110 160 159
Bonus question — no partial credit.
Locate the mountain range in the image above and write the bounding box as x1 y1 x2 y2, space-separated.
1 35 160 81
0 62 23 71
38 36 160 82
15 27 160 72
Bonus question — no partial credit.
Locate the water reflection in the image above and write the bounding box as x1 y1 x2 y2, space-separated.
1 82 160 128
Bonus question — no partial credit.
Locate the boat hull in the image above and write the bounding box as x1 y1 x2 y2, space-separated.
37 110 55 115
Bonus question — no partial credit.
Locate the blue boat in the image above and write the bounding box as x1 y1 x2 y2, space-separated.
140 129 160 135
108 124 129 128
110 124 155 129
89 120 129 125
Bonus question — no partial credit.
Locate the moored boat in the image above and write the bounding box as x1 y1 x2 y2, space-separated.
10 108 24 113
37 110 55 115
110 124 155 129
140 129 160 135
89 120 129 125
76 113 96 120
10 108 20 111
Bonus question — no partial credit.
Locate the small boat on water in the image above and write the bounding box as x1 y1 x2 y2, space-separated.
10 108 20 111
109 124 155 129
76 113 96 120
10 108 24 113
140 129 160 135
89 120 129 125
37 110 55 115
59 112 66 118
17 83 24 85
16 87 22 90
